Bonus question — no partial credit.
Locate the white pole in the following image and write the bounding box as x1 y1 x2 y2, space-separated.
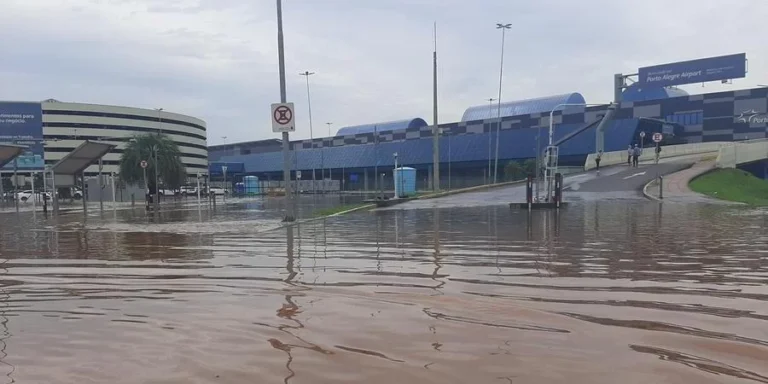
31 171 36 212
196 174 201 208
486 98 495 184
111 172 117 212
394 154 398 198
549 108 556 146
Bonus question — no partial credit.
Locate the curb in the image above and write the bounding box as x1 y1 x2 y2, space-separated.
642 179 662 202
415 179 527 201
326 204 376 217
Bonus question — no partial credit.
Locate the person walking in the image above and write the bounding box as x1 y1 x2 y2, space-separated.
595 150 603 171
654 144 662 164
627 145 633 166
632 144 642 168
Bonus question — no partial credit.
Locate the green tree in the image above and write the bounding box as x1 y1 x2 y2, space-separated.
1 177 12 192
504 161 524 181
118 134 186 191
523 159 537 176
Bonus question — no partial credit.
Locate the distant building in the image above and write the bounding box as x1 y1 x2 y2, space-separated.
0 99 208 176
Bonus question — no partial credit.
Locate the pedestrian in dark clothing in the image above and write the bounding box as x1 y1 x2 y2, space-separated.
595 150 603 171
632 144 642 167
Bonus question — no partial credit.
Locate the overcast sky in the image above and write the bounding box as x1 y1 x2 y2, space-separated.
1 0 766 145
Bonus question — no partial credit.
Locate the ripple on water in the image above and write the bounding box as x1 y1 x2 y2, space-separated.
0 201 765 382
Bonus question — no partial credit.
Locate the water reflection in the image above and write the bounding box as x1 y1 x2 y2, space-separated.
0 200 764 382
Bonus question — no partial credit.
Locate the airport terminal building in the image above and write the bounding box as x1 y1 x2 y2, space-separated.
210 85 768 189
209 53 766 189
0 99 208 176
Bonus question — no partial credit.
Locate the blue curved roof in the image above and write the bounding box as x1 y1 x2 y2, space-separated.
622 84 689 102
461 93 586 122
336 118 428 136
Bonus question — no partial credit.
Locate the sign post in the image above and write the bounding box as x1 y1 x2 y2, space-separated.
639 131 646 148
652 132 663 143
272 101 295 220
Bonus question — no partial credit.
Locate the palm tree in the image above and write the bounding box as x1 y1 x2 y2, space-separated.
119 134 186 191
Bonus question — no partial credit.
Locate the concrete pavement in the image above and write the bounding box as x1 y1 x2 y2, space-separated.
643 161 737 203
571 162 694 193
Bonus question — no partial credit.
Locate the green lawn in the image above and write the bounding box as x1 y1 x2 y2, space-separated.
689 169 768 206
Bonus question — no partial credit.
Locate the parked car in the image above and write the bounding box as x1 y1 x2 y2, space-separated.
158 189 176 196
16 190 52 202
180 186 198 196
72 188 83 199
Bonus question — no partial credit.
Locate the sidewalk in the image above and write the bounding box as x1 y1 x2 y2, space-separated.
644 160 734 203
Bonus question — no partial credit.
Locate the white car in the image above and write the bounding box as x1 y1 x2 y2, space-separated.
208 187 228 196
180 186 198 196
16 190 52 202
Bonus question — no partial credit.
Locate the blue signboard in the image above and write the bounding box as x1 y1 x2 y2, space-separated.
638 53 746 88
0 102 44 170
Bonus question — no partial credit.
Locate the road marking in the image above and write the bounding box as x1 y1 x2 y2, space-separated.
623 171 647 180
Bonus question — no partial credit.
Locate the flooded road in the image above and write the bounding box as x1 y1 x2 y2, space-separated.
0 199 767 383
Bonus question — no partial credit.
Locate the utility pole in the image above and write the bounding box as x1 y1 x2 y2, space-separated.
493 23 512 184
486 97 495 184
276 0 294 221
432 22 440 191
300 70 316 193
325 122 332 183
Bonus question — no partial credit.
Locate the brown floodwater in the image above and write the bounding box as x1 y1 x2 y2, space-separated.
0 198 767 383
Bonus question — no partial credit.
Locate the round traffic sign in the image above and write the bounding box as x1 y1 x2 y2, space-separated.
140 160 148 169
652 132 663 143
274 105 293 125
639 131 646 138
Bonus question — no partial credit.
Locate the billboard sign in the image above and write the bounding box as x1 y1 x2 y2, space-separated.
638 53 746 88
0 102 44 171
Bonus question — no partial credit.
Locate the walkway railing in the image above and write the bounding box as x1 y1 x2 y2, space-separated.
584 142 726 171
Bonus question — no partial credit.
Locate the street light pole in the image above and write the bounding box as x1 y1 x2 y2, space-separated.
276 0 294 221
432 22 440 192
300 70 316 193
493 23 512 184
153 144 159 212
486 98 495 184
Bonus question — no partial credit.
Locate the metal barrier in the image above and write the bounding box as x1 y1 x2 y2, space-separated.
715 139 768 168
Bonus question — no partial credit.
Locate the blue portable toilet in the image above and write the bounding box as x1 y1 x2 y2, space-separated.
244 176 260 195
394 167 416 198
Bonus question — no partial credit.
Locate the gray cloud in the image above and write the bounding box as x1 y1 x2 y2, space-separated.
1 0 766 145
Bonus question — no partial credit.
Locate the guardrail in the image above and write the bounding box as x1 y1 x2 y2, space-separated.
584 142 726 171
715 138 768 168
